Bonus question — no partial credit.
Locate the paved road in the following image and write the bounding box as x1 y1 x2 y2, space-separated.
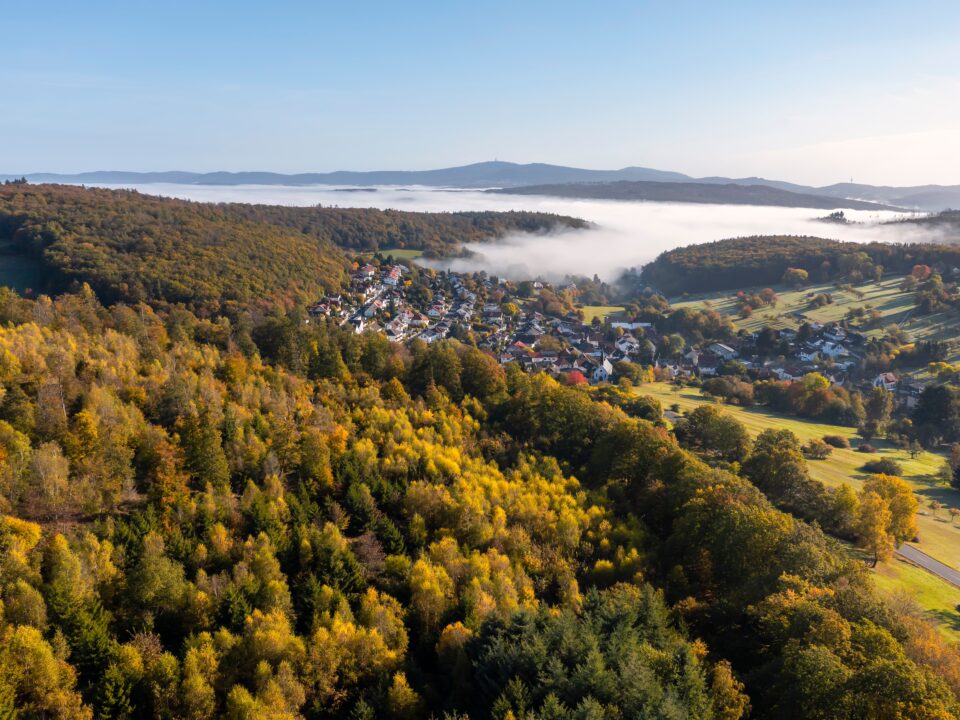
895 544 960 587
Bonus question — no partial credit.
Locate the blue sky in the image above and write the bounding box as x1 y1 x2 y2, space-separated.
3 0 959 184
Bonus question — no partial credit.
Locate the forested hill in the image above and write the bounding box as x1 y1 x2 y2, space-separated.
0 184 584 314
490 180 899 210
641 234 960 295
0 184 350 315
642 236 854 294
0 289 958 718
218 203 588 255
887 209 960 240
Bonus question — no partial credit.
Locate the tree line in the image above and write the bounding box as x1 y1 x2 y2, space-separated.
0 184 585 317
640 234 960 295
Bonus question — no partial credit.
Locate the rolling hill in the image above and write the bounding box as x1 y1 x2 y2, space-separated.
10 161 690 189
8 160 960 209
0 184 585 313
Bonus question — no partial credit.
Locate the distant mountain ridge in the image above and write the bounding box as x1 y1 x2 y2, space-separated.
10 162 691 189
6 160 960 210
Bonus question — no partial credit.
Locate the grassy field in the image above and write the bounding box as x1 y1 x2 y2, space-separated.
581 305 624 323
379 248 424 260
873 559 960 643
670 277 960 360
639 382 960 568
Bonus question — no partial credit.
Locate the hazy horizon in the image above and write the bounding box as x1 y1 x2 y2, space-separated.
4 1 959 186
9 162 960 190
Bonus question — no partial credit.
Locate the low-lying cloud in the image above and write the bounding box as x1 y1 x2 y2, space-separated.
97 183 939 282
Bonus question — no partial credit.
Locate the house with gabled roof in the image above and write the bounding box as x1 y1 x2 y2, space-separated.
873 372 898 392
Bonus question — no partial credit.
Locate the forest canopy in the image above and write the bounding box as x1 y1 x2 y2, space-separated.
0 184 585 315
0 184 349 314
0 187 957 719
220 203 589 256
641 234 960 294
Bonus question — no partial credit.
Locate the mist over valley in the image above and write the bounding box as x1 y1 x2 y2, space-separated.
88 182 935 282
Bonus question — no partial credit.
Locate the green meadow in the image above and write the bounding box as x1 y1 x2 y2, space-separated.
379 247 424 260
580 305 625 323
873 559 960 643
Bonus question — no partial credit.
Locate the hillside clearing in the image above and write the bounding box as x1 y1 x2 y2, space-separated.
380 247 424 260
581 305 625 323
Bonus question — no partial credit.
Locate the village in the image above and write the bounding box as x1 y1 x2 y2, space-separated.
307 257 929 404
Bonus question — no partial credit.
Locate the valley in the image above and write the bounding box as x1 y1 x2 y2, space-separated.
7 3 960 717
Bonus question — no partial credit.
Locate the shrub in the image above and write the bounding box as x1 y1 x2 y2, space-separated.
783 267 809 287
701 376 754 406
861 457 903 475
857 443 877 454
803 439 833 460
674 405 751 463
823 435 850 449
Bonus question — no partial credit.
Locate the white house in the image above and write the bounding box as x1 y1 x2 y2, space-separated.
772 366 803 381
363 299 384 318
873 372 898 392
707 343 738 360
382 268 402 286
589 358 614 383
820 341 849 360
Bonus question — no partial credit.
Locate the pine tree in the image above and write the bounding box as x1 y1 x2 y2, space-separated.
94 663 133 720
179 408 230 488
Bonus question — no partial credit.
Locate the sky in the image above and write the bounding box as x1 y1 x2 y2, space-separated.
2 0 959 186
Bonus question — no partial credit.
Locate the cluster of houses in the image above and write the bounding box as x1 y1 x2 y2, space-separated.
306 261 936 401
311 263 428 341
656 321 926 409
306 262 664 384
310 263 487 343
490 319 641 382
467 312 662 384
657 324 864 383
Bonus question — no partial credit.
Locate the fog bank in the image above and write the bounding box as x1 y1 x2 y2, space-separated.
95 183 931 281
